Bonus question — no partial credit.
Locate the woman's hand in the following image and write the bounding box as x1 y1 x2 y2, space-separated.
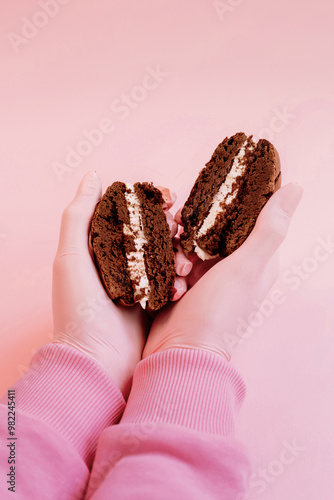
52 172 147 397
143 183 303 361
52 172 181 398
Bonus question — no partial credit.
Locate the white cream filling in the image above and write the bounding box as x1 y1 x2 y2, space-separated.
123 184 150 308
194 139 256 260
193 244 214 261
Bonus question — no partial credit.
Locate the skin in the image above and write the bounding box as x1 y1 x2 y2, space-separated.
52 172 187 398
52 171 303 397
143 182 303 360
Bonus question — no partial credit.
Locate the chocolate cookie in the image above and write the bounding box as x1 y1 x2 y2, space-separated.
180 132 281 259
91 182 176 310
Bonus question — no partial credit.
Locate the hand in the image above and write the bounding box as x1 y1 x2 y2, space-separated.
52 172 146 397
52 172 185 398
143 183 303 361
155 186 189 302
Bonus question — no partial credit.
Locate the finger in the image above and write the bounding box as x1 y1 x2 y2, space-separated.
251 251 280 302
239 182 303 264
165 211 178 238
156 186 177 210
171 277 187 301
174 207 183 226
56 171 102 257
174 243 193 276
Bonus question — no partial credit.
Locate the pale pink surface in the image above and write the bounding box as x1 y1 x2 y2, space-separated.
0 1 333 498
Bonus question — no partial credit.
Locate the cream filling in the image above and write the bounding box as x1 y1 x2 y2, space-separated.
123 184 150 308
194 140 255 260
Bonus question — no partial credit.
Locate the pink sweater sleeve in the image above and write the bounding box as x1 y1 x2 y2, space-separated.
86 348 251 500
1 345 250 499
0 343 126 499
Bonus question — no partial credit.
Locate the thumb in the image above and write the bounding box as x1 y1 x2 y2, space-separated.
56 171 102 257
239 182 303 263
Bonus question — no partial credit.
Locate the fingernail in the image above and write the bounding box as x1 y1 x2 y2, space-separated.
84 171 100 189
171 277 187 300
87 170 98 180
171 192 177 204
180 262 192 275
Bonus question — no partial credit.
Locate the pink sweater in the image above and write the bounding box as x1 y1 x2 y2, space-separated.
0 344 250 499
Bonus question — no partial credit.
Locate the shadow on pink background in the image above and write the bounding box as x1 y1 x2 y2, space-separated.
1 1 333 498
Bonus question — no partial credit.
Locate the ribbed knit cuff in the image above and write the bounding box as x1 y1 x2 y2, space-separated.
3 343 125 466
121 348 246 436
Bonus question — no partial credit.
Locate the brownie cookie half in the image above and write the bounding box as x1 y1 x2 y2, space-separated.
180 132 281 259
91 182 176 310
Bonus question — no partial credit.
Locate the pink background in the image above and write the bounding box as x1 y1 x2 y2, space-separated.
1 0 333 497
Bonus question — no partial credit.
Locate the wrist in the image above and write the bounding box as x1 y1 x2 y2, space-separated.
122 348 245 436
145 343 231 362
53 339 135 399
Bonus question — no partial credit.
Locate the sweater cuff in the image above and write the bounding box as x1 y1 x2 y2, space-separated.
1 343 125 466
120 348 246 436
